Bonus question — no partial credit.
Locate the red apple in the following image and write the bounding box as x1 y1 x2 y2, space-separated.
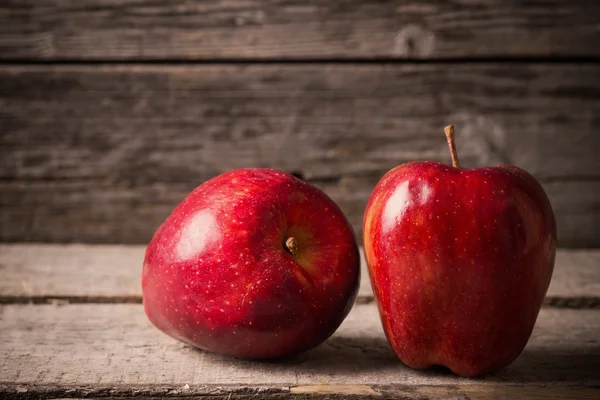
363 126 556 377
142 168 360 359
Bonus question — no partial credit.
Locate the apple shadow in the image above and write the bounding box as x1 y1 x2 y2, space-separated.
186 323 599 385
261 335 600 385
484 345 600 384
275 335 399 370
259 334 459 382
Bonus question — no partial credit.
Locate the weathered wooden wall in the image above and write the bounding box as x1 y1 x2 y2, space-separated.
1 1 599 247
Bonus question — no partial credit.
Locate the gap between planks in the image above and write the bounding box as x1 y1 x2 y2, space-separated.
0 295 599 310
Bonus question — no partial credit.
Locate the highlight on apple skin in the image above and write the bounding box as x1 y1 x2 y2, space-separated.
363 126 557 377
142 168 361 359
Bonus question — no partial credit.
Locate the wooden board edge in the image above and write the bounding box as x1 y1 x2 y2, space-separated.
1 383 599 400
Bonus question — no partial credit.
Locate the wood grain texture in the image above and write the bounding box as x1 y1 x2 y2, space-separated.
1 245 598 302
1 303 599 389
0 244 145 299
1 0 600 60
1 64 599 246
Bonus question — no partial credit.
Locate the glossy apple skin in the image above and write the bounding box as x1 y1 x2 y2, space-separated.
143 168 360 359
364 162 556 377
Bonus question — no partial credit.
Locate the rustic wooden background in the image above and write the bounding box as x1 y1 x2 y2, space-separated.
1 0 599 247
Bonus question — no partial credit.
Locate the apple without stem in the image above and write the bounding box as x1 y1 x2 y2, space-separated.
363 126 556 377
143 168 360 359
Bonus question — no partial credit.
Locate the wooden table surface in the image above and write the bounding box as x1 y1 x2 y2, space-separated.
1 244 599 399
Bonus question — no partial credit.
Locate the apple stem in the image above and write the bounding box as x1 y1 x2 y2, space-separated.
444 125 461 168
285 237 299 257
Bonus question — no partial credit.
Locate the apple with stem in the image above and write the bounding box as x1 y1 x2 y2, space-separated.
143 168 360 359
363 125 556 377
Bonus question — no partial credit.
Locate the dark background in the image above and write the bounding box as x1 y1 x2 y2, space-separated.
1 0 599 247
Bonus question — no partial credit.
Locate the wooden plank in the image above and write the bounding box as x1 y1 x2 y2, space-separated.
1 245 599 302
0 244 145 299
0 304 599 390
2 386 599 400
1 0 600 60
1 64 599 246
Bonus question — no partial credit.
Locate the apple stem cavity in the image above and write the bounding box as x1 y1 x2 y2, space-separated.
444 125 461 168
284 237 299 257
